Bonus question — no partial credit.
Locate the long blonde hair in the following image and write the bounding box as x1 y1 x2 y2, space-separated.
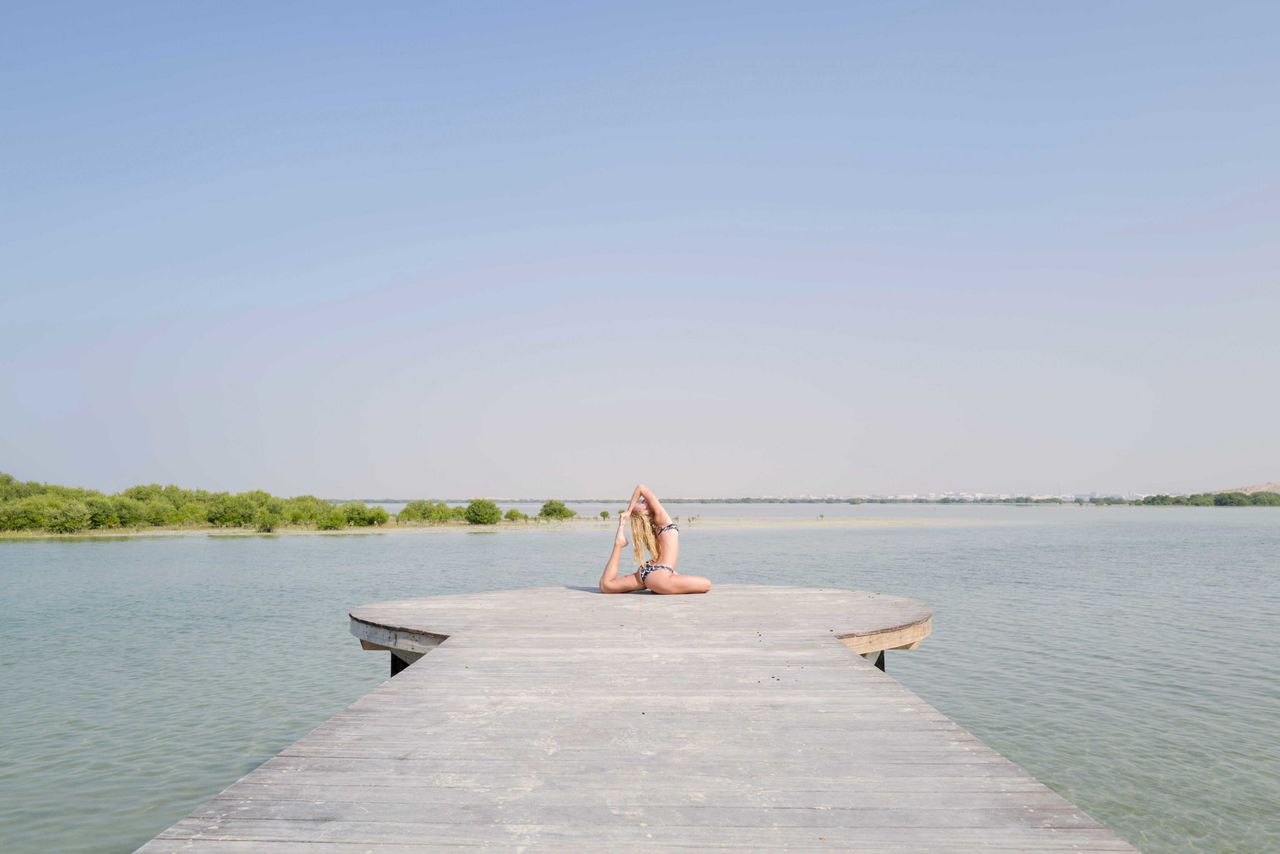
630 512 660 566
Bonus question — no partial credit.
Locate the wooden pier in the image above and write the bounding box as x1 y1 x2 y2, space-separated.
139 585 1134 851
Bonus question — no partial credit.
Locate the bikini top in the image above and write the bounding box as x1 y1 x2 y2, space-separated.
641 524 679 573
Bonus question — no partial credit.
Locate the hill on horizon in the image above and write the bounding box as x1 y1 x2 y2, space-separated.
1219 482 1280 495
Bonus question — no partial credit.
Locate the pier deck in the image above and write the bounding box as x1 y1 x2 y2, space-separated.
139 585 1134 851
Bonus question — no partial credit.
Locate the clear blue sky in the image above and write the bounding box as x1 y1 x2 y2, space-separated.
2 2 1277 498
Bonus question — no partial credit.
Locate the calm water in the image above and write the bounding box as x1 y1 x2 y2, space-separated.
1 505 1277 852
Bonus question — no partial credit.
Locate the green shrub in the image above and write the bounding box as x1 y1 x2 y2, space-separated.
317 508 346 530
397 500 430 522
174 501 211 525
208 494 256 527
283 495 330 525
85 496 120 529
538 500 577 520
143 499 176 526
342 502 371 526
0 495 95 532
46 500 90 533
341 502 388 526
0 501 19 530
399 500 463 523
599 510 609 520
240 490 272 508
122 483 165 503
504 508 528 521
0 475 96 506
162 484 198 507
112 496 147 527
255 510 280 533
0 496 54 530
464 499 502 525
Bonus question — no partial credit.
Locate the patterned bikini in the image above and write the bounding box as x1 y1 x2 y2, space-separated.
639 523 679 583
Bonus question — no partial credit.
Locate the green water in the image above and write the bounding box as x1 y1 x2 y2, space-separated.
1 505 1277 852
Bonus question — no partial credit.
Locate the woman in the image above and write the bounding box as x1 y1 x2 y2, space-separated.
598 484 712 594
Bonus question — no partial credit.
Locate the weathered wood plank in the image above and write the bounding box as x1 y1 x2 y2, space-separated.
146 817 1135 848
186 800 1106 829
211 784 1077 807
136 586 1134 852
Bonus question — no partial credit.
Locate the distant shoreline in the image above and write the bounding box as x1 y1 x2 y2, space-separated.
342 494 1280 507
5 468 1277 539
0 515 993 540
7 503 1279 541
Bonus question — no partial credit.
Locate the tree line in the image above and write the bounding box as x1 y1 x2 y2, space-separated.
1132 491 1280 506
6 471 1272 535
397 498 577 525
0 473 579 534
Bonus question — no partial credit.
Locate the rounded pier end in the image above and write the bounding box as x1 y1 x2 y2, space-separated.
350 585 932 675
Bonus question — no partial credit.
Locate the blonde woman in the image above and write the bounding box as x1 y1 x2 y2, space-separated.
598 484 712 595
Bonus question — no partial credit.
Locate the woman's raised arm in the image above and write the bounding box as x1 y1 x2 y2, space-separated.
633 483 672 526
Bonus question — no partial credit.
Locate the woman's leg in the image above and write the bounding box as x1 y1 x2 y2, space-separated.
644 572 711 595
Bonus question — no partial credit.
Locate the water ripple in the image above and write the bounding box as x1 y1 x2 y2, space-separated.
1 505 1277 852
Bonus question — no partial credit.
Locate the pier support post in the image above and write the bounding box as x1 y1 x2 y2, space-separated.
389 649 423 677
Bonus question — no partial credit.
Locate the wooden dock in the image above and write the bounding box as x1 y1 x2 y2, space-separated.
139 585 1134 851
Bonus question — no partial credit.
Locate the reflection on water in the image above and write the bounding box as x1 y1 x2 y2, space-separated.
1 505 1277 852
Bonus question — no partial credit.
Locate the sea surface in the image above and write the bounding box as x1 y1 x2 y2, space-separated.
1 504 1277 853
